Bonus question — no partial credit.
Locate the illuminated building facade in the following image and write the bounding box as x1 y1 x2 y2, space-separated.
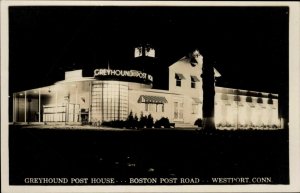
12 45 281 129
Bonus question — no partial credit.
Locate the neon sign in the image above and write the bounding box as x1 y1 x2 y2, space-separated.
94 69 153 83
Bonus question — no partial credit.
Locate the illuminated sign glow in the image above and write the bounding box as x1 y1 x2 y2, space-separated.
94 69 153 83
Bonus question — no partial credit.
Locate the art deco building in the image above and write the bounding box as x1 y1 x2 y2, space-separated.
12 45 281 129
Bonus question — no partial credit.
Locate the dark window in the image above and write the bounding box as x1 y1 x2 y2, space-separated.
246 96 252 102
233 95 240 101
257 98 263 104
190 76 199 88
176 79 181 87
191 81 196 88
175 73 185 87
268 99 273 104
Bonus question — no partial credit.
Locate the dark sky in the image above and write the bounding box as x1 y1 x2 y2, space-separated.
9 6 289 96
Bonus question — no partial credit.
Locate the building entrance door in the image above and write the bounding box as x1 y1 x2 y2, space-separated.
174 100 184 122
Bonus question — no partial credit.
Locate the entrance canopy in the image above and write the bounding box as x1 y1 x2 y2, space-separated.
138 95 168 104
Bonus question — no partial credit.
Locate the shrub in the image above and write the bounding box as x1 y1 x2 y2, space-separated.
146 114 154 128
101 120 126 128
194 118 203 127
134 113 139 128
154 120 160 128
225 122 233 128
126 111 136 129
161 117 170 128
138 112 147 128
154 117 170 128
237 123 244 129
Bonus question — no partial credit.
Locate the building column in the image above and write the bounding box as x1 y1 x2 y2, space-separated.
75 84 78 105
12 93 16 122
55 86 58 122
235 100 238 129
17 95 20 122
88 82 92 123
24 91 27 123
38 89 41 123
75 84 78 122
118 83 121 120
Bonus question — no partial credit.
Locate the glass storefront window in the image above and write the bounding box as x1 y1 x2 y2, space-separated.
91 81 128 122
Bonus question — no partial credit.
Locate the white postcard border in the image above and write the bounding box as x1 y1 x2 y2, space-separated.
1 1 300 193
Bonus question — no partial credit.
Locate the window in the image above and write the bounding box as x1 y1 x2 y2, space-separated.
191 76 200 88
149 103 156 112
176 79 181 87
191 81 196 88
175 73 185 87
91 81 128 121
174 101 184 120
145 103 164 112
191 80 196 88
145 103 155 112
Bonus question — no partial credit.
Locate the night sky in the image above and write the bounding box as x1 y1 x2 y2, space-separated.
9 6 289 117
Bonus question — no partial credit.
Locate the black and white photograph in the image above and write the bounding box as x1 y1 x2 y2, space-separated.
1 1 300 193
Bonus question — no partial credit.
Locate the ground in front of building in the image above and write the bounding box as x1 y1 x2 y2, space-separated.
9 125 289 185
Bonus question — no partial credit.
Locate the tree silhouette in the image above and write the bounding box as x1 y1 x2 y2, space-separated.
189 50 216 130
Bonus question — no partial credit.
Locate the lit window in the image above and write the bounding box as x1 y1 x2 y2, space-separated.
145 47 155 57
149 104 156 112
91 82 128 121
145 103 165 112
145 103 155 112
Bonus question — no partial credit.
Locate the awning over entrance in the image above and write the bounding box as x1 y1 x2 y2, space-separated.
138 95 168 104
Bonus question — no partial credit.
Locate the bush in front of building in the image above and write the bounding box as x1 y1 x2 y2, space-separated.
134 113 139 128
138 112 147 128
136 112 154 128
125 111 138 129
146 114 154 128
100 113 177 129
102 120 126 128
154 117 171 128
194 118 203 127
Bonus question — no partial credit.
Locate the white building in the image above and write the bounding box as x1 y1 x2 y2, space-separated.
12 45 281 129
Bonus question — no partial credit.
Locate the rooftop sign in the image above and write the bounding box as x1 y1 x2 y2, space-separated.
94 69 153 84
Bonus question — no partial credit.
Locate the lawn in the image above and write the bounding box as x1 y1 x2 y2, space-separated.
9 125 289 185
